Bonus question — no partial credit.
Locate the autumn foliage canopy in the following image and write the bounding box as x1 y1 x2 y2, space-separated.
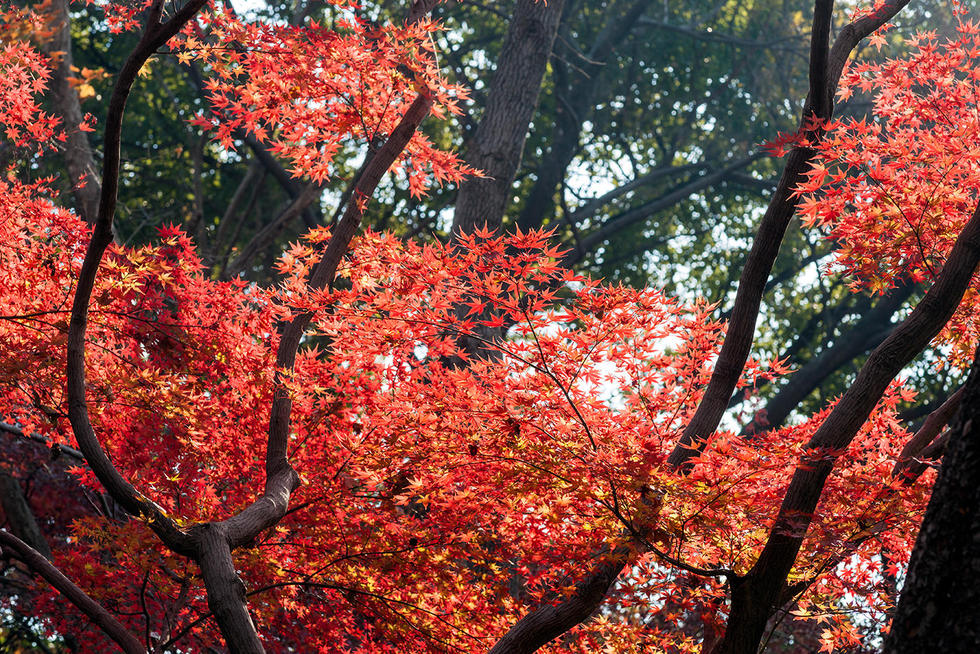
0 0 979 653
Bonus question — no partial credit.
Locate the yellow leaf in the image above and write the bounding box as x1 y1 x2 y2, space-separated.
80 66 105 80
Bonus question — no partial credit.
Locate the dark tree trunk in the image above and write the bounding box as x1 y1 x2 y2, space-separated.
44 0 101 224
883 343 980 654
0 470 51 559
451 0 565 237
514 0 656 233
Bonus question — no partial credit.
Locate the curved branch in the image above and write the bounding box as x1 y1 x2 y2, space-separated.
202 1 440 647
222 91 435 548
66 0 208 555
0 529 145 654
487 542 635 654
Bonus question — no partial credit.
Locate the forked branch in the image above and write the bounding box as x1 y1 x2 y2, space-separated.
490 2 916 651
712 198 980 654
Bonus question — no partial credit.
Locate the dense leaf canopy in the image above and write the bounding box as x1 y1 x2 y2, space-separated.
0 0 978 653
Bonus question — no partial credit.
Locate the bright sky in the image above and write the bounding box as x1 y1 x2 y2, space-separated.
229 0 266 14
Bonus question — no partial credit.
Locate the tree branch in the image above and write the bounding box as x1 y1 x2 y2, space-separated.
742 279 917 434
222 183 323 279
565 162 700 226
0 421 84 462
667 0 912 469
0 529 145 654
492 3 916 651
66 0 209 556
564 154 761 266
221 90 435 548
892 386 964 479
712 197 980 654
487 542 637 654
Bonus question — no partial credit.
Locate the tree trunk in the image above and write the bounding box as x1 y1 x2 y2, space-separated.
0 469 51 559
883 343 980 654
451 0 565 237
197 524 265 654
43 0 101 223
514 0 656 233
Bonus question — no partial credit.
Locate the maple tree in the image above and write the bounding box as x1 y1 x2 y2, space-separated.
1 0 980 653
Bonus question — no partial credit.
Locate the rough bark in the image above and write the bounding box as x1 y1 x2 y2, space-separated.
43 0 101 224
451 0 565 237
197 524 263 654
883 344 980 654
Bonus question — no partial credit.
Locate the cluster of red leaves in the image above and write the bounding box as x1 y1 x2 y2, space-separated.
184 5 473 191
0 2 98 155
560 382 926 653
0 39 60 150
797 17 980 366
82 0 162 34
0 179 931 650
0 4 952 652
